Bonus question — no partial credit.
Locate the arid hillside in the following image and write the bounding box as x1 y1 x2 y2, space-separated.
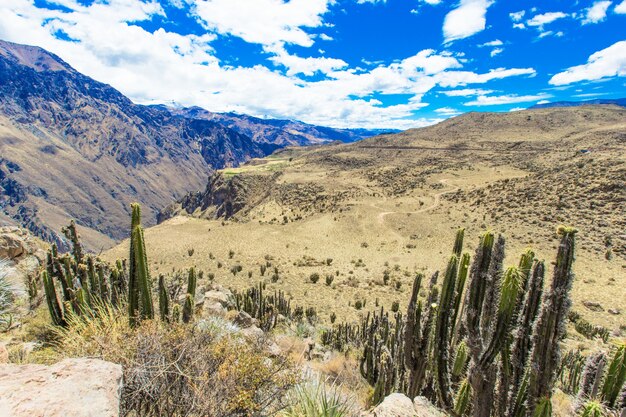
106 105 626 334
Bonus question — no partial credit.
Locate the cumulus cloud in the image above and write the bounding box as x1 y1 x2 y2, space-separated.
480 39 503 47
616 1 626 13
443 0 494 43
464 93 551 106
509 10 525 22
0 0 539 129
526 11 568 27
434 107 461 115
581 1 612 24
192 0 333 48
549 41 626 85
442 88 494 96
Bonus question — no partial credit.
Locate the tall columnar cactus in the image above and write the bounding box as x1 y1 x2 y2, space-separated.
454 378 471 416
525 226 577 415
182 267 197 323
128 203 154 327
62 220 83 266
404 272 438 398
158 274 170 322
600 342 626 408
508 260 544 409
42 271 65 326
579 352 608 400
434 255 458 408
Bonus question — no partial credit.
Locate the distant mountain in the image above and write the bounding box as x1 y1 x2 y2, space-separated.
529 98 626 109
163 106 398 146
0 40 390 249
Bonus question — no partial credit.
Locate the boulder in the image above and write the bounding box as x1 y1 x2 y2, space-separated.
241 325 264 340
204 290 232 308
0 358 123 417
366 393 416 417
203 301 226 317
0 234 25 260
232 311 255 328
413 397 446 417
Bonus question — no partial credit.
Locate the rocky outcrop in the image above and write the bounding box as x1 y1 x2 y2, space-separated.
0 358 123 417
158 172 280 222
363 394 445 417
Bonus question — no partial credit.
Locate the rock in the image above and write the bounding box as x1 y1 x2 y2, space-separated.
267 342 282 357
0 234 25 260
413 397 446 417
203 301 226 317
583 301 604 312
241 325 264 340
365 393 416 417
0 358 123 417
0 344 8 364
204 290 232 308
232 311 254 328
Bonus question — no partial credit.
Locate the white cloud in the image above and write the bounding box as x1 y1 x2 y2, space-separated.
582 1 612 24
513 23 526 29
510 10 525 22
434 107 461 115
490 48 503 57
464 93 551 106
0 0 538 129
480 39 503 47
422 0 443 4
192 0 333 48
443 0 494 43
508 107 525 112
536 99 550 104
442 88 494 96
527 11 568 27
616 1 626 13
549 41 626 85
318 33 333 41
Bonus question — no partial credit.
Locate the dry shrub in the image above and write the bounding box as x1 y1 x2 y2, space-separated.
54 305 299 417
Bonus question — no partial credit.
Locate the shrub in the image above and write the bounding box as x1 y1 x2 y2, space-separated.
229 250 235 259
54 305 298 416
325 275 334 286
354 300 363 310
281 377 357 417
310 273 320 284
187 248 194 257
391 301 400 313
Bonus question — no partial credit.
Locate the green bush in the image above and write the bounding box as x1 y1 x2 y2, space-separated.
281 378 356 417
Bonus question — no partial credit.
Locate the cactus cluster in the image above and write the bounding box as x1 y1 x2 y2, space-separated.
42 204 199 328
321 227 587 416
42 221 128 326
232 282 297 330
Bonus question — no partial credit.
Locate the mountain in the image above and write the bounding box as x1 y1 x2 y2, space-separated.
529 98 626 109
0 40 387 250
164 106 398 146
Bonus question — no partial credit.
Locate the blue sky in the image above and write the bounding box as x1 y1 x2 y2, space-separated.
0 0 625 128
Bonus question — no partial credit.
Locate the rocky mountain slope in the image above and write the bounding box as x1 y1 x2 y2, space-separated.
0 40 388 250
169 106 398 146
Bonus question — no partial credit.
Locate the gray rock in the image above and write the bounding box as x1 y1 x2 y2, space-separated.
232 311 254 328
413 397 446 417
365 393 416 417
0 358 123 417
204 290 232 308
0 234 25 260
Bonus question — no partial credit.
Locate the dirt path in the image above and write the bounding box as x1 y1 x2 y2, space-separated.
376 179 458 224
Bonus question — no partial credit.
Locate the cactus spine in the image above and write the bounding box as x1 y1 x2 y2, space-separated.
526 227 577 415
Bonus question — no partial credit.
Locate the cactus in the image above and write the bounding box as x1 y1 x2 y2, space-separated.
404 272 438 398
579 352 608 400
158 274 170 322
42 271 65 326
434 255 458 408
452 341 469 378
454 379 471 416
600 342 626 408
182 268 196 323
579 401 604 417
526 227 577 415
532 397 552 417
128 203 154 326
62 220 83 266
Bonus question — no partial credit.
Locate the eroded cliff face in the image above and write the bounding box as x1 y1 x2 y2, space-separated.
158 172 281 223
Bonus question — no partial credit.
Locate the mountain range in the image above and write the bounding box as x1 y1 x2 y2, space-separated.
0 40 387 249
529 98 626 109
